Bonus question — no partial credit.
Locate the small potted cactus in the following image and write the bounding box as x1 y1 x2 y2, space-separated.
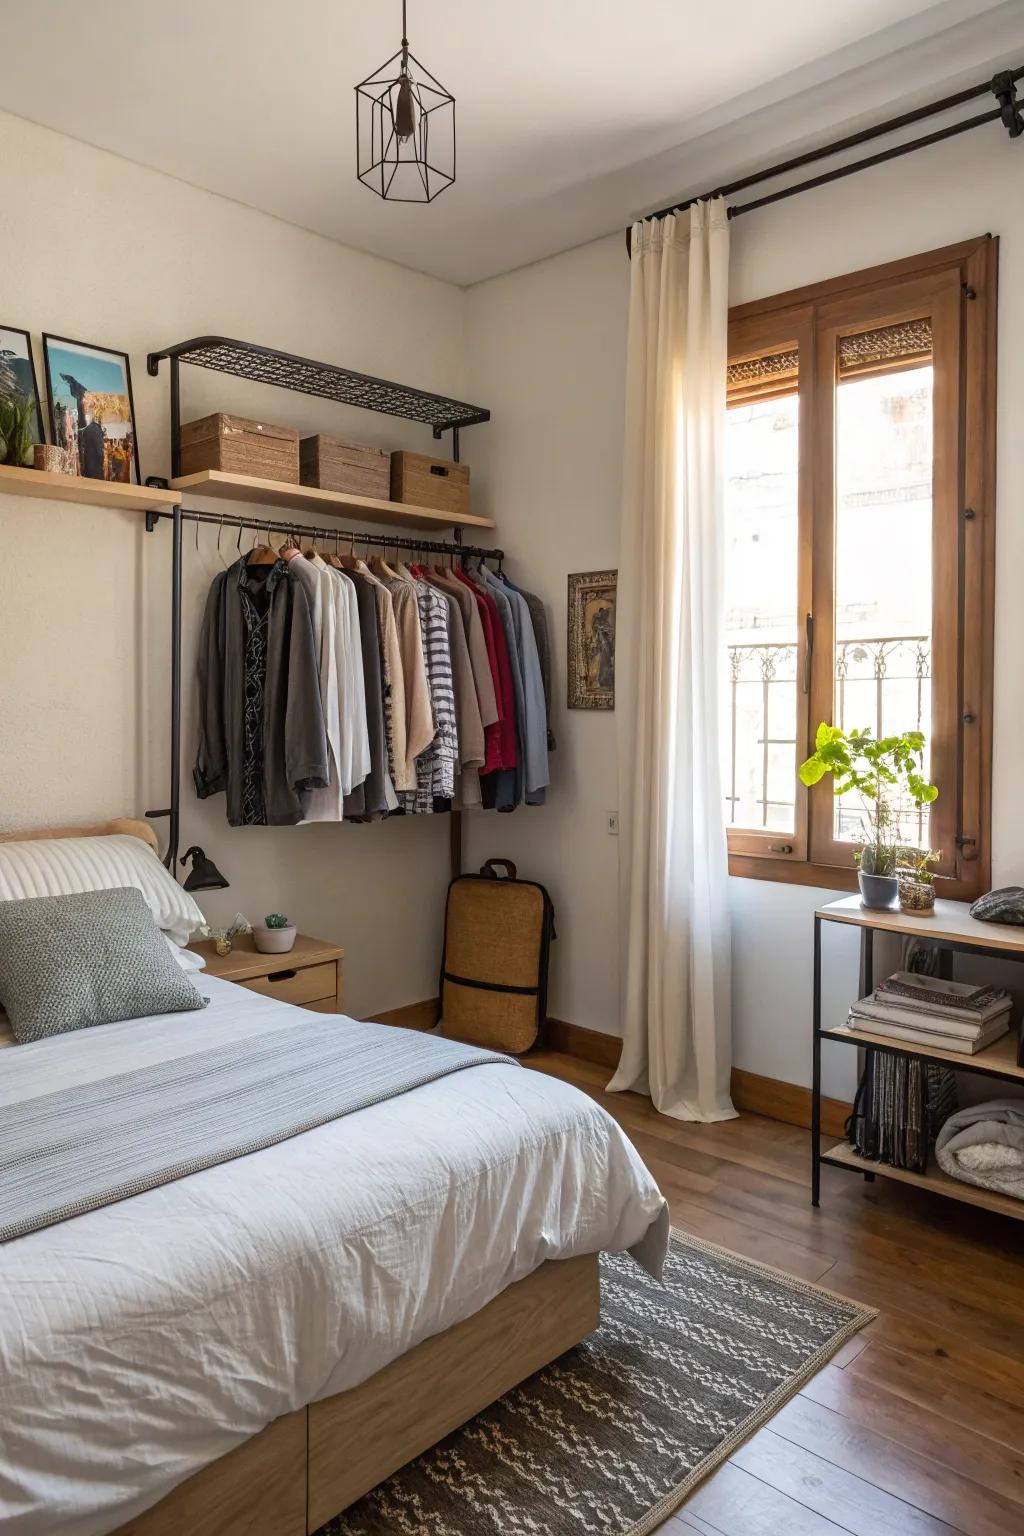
252 912 297 954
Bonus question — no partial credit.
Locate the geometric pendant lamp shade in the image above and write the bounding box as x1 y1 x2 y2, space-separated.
355 2 455 203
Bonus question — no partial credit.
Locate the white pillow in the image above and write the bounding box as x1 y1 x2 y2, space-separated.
0 835 203 946
164 935 207 972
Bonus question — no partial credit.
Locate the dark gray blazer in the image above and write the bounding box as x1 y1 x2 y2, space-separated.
194 558 329 826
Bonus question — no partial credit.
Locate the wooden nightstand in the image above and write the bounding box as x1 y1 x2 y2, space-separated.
187 934 345 1014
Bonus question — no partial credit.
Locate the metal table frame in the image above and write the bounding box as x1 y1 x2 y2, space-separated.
811 908 1024 1205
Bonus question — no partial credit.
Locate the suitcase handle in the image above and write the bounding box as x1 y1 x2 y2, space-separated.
429 464 451 478
480 858 518 881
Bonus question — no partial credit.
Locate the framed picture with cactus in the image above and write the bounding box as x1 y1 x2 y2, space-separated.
0 324 45 464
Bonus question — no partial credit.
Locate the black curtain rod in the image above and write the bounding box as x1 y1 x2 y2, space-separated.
629 64 1023 241
145 506 503 562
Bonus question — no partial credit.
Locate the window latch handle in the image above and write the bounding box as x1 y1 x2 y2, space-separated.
803 613 814 695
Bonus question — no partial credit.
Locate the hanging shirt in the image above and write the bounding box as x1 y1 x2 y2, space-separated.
476 566 526 810
315 556 370 799
286 551 342 822
353 560 407 797
343 568 392 819
372 559 434 789
458 566 518 808
495 572 550 805
427 566 500 739
417 568 484 809
516 584 555 752
194 557 328 827
395 564 458 812
456 568 514 776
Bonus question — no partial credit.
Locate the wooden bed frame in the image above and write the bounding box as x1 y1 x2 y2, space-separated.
115 1254 600 1536
5 821 603 1536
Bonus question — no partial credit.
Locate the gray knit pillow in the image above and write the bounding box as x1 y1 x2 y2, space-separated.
0 887 207 1044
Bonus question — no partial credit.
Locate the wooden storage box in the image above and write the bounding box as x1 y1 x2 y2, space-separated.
390 450 470 518
300 435 389 499
178 413 300 483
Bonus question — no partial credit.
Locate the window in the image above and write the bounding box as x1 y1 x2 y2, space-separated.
723 238 996 898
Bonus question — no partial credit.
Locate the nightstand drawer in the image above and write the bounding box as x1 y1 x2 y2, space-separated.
239 961 338 1007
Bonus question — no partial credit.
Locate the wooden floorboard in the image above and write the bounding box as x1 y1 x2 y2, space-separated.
529 1050 1024 1535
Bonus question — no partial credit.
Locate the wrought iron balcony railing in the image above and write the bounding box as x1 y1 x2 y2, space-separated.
725 634 931 842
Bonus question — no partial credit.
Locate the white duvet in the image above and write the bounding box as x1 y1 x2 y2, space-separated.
0 978 666 1536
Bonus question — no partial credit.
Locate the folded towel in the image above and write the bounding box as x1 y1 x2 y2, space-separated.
934 1100 1024 1198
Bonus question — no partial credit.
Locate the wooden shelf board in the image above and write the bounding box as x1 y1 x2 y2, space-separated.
0 462 181 513
822 1023 1023 1080
169 470 495 531
817 893 1024 955
823 1140 1024 1221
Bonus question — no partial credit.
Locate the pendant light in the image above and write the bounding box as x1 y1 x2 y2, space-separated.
355 0 456 203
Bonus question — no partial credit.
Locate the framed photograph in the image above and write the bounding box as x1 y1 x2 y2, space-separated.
0 324 45 446
568 569 616 710
43 334 140 484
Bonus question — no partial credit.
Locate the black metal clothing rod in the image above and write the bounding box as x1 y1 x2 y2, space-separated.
631 64 1023 237
145 504 504 562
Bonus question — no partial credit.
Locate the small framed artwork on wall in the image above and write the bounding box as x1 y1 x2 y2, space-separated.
42 335 140 484
0 324 45 461
567 569 616 710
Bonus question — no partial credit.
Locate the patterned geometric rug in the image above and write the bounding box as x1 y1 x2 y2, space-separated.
319 1230 875 1536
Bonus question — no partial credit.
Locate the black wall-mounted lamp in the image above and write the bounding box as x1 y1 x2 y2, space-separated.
180 845 229 893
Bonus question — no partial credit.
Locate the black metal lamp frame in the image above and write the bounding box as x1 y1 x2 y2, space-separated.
355 2 455 204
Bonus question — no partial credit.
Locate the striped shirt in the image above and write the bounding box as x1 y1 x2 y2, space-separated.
400 575 458 812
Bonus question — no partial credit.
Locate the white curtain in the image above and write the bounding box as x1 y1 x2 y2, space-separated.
608 200 736 1122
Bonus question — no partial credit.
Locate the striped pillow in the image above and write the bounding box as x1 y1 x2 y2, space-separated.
0 836 203 945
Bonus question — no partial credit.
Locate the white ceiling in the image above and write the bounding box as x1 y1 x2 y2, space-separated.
0 0 1019 285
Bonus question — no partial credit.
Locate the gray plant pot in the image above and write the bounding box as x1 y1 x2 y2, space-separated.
858 871 898 911
252 924 297 954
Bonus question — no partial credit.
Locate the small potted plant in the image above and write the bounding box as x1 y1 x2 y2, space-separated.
897 849 940 915
252 912 297 954
0 391 38 467
799 724 938 911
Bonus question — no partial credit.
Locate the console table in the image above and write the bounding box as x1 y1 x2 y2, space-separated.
812 895 1024 1220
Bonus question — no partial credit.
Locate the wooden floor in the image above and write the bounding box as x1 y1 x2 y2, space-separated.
528 1049 1024 1536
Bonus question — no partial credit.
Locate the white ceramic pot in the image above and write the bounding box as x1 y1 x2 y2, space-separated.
252 924 297 954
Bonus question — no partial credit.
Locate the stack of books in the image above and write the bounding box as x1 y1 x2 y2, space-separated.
847 970 1012 1055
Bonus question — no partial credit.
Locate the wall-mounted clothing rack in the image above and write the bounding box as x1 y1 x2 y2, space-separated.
147 335 491 478
144 336 493 886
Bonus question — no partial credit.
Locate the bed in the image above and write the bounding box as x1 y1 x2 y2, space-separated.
0 823 668 1536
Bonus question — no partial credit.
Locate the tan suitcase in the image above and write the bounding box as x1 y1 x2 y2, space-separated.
438 860 555 1055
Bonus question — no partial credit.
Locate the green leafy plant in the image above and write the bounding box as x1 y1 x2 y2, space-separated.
798 724 938 876
0 390 39 467
264 912 291 929
899 848 941 885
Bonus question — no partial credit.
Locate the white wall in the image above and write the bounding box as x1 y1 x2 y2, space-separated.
2 106 1021 1089
464 124 1024 1100
0 109 468 1019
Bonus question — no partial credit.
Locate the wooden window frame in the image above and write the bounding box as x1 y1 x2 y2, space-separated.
726 236 997 901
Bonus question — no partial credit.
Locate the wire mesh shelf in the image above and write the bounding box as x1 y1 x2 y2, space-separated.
147 336 490 434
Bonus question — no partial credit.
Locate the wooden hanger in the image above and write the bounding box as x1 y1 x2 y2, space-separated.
247 525 280 566
338 532 358 570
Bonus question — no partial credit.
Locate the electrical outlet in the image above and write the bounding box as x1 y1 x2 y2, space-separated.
607 812 619 836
